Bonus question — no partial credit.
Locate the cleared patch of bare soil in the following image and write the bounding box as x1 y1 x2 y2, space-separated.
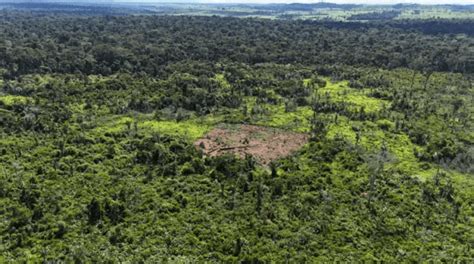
194 124 309 165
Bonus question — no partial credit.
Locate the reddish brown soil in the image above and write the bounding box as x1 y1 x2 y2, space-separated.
194 124 309 165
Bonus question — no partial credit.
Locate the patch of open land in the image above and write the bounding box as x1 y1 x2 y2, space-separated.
194 124 309 165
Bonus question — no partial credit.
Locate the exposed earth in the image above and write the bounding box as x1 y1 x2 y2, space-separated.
194 124 309 165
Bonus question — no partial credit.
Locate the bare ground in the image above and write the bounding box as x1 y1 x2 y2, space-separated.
194 124 309 165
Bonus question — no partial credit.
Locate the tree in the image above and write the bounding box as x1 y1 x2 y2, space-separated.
87 198 102 225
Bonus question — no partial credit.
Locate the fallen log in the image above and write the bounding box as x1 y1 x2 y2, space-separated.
208 145 258 154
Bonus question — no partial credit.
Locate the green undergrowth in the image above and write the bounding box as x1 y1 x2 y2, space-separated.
140 120 212 140
313 80 390 113
92 115 215 140
239 80 472 191
214 73 231 89
92 116 135 134
254 104 313 133
0 94 29 106
71 76 472 195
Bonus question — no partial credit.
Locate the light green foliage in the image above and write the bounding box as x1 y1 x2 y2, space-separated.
326 115 357 142
214 73 231 89
141 120 211 140
0 94 29 105
253 104 312 133
315 80 389 113
238 76 471 196
93 116 212 140
93 116 135 134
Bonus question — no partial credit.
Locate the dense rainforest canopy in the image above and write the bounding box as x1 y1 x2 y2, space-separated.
0 10 473 262
1 15 473 77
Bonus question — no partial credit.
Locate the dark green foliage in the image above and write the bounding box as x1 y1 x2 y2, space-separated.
0 15 472 78
87 198 103 225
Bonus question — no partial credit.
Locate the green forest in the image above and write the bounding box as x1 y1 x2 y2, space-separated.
0 5 473 262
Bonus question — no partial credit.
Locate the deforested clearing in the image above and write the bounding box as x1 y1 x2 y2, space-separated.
194 124 309 165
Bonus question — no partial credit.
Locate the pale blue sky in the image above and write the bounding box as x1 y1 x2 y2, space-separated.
115 0 474 4
204 0 474 3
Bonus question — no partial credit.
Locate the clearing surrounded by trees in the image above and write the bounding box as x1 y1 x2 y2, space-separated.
1 3 473 262
194 124 309 165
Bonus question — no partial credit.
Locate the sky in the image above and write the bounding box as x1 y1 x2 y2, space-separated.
113 0 474 4
203 0 474 3
4 0 473 4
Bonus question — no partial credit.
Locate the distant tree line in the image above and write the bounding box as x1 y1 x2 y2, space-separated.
347 11 401 21
0 15 473 78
